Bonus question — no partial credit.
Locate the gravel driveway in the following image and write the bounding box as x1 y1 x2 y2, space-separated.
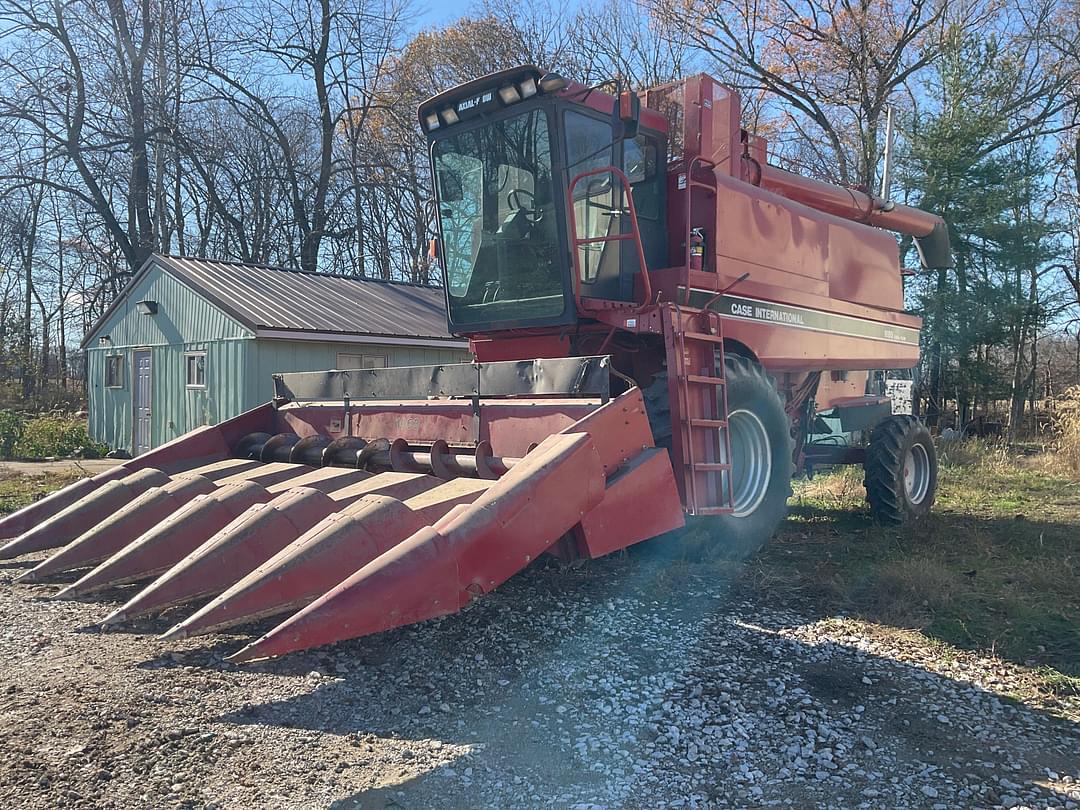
1 547 1077 809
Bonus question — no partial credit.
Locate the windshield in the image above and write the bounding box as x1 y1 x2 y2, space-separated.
432 108 565 326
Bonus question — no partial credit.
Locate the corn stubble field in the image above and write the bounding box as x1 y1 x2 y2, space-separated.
0 423 1078 809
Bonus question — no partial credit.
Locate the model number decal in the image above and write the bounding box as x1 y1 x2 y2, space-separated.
457 92 494 112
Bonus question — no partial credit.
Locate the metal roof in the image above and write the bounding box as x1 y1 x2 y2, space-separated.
84 254 462 348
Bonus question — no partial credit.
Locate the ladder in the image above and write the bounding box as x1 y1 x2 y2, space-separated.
667 305 735 515
666 153 735 515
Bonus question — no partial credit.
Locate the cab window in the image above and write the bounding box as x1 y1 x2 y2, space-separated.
566 112 618 284
432 108 564 326
623 134 661 220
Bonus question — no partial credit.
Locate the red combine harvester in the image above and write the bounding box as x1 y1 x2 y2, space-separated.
0 66 949 662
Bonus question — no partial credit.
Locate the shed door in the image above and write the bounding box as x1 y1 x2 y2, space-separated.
132 350 152 455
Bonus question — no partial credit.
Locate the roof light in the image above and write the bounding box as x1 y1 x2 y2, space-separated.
424 112 440 131
440 107 459 126
519 76 538 99
498 85 521 105
539 72 569 93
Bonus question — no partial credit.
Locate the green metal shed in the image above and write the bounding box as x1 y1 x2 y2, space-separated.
81 255 470 455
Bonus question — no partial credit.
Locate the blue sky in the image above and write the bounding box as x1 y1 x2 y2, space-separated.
412 0 471 31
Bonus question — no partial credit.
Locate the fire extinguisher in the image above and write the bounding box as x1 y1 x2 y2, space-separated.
689 228 706 271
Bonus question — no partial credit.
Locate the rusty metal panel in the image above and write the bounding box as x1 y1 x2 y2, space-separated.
477 356 609 399
275 363 479 402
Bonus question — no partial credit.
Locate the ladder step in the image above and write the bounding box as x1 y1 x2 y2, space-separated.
684 331 725 344
689 418 728 429
690 462 732 471
685 374 727 386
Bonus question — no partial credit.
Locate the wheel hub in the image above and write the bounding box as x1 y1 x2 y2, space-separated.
903 443 931 505
727 409 772 517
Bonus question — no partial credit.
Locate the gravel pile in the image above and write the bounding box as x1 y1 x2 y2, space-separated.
1 550 1077 809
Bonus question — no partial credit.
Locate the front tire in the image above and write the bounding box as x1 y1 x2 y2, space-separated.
650 355 792 559
864 415 937 524
702 355 793 557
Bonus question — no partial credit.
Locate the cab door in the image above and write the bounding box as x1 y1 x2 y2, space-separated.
622 130 667 274
565 111 634 302
565 112 665 303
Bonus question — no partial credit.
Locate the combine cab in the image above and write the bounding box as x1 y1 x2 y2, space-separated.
2 66 949 661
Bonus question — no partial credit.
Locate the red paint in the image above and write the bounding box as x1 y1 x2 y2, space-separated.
7 468 172 565
42 475 220 583
0 404 275 546
160 478 492 638
575 448 685 558
107 473 448 625
229 431 608 661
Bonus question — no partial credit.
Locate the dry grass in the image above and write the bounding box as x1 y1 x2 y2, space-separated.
1048 385 1080 475
0 470 82 517
795 465 865 509
749 439 1080 704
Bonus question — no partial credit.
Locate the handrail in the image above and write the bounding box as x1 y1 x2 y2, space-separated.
566 165 655 313
684 156 717 259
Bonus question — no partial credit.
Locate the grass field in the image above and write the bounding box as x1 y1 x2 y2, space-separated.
0 470 81 517
746 440 1080 702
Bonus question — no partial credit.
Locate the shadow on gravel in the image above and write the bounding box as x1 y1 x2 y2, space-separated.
749 505 1080 678
0 558 39 570
198 551 1080 809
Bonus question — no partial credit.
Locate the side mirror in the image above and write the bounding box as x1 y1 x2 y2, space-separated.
614 90 640 140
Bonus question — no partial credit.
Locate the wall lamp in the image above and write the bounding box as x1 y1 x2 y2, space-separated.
136 300 158 315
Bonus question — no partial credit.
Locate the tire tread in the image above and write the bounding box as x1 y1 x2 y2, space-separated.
864 415 935 524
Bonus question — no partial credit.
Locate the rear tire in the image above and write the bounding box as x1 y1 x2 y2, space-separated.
864 415 937 524
645 356 793 559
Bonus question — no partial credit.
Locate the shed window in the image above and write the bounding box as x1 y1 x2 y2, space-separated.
105 355 124 388
185 352 207 388
336 353 388 369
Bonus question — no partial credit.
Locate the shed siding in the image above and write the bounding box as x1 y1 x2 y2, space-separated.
88 336 468 453
87 265 250 347
87 339 253 454
85 263 253 454
84 261 468 454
